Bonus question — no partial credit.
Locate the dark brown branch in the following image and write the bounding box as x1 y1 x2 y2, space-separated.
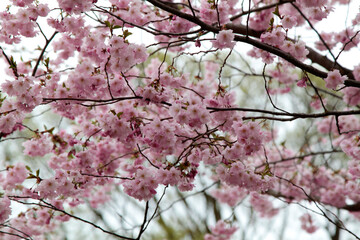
146 0 219 32
272 177 360 239
341 202 360 212
0 46 18 78
143 186 168 231
147 1 323 76
290 2 337 65
0 224 34 240
256 150 342 169
230 0 295 21
0 230 31 240
136 201 149 240
266 189 360 212
8 197 135 240
42 96 142 103
208 107 360 119
226 22 356 82
137 144 160 169
32 31 58 77
146 0 359 88
80 172 134 180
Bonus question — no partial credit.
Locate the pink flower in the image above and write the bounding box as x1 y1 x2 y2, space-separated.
211 185 247 207
195 39 201 47
348 160 360 178
300 213 318 234
250 192 279 218
11 0 34 7
4 162 28 189
157 168 181 186
281 40 295 53
212 30 236 49
297 78 307 87
291 40 309 59
123 168 159 201
353 64 360 81
23 134 53 157
282 15 297 29
297 0 327 7
233 121 262 155
0 114 16 134
343 87 360 106
324 69 347 89
249 9 273 31
200 0 230 25
37 4 50 17
315 32 336 51
354 13 360 24
57 0 93 14
0 197 11 223
204 220 237 240
35 178 59 198
260 28 285 46
310 97 326 109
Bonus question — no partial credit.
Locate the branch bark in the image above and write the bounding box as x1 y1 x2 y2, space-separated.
146 0 359 88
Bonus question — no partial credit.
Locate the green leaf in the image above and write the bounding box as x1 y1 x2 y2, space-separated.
27 173 37 179
269 18 274 27
9 56 17 70
44 57 50 68
104 20 112 28
68 149 76 159
46 127 55 134
117 112 123 118
123 29 132 39
272 5 280 18
25 165 32 172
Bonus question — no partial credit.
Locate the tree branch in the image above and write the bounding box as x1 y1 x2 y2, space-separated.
32 31 58 77
146 0 359 88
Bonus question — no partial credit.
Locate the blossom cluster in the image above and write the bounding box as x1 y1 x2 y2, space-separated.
212 30 236 49
204 220 237 240
0 0 359 239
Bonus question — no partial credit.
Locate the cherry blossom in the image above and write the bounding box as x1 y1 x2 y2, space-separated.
300 213 318 234
212 30 236 49
204 220 237 240
0 0 360 239
324 69 347 89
